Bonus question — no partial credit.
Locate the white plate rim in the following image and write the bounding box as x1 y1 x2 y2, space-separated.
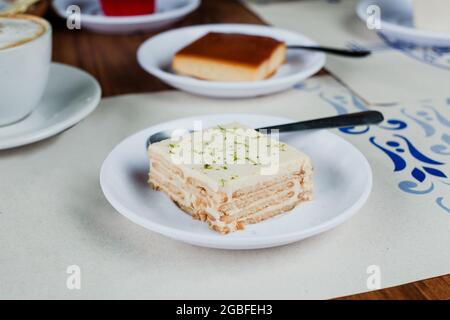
0 63 101 150
137 24 326 90
100 114 373 247
356 0 450 44
52 0 200 25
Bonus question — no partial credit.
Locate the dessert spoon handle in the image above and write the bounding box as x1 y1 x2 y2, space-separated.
287 45 371 57
146 111 384 147
258 111 384 132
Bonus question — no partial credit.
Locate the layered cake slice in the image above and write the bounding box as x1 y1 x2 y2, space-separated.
172 32 286 82
148 123 313 234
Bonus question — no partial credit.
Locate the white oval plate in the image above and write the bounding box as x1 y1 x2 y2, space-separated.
52 0 200 34
137 24 326 98
357 0 450 46
100 114 372 249
0 63 101 150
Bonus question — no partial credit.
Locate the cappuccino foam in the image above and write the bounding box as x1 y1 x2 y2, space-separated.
0 16 46 50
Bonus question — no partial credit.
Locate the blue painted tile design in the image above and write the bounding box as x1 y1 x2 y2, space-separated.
295 81 450 213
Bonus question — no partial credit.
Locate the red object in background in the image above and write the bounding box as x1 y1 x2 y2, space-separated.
100 0 156 16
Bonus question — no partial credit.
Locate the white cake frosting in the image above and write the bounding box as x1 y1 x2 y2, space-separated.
0 16 46 50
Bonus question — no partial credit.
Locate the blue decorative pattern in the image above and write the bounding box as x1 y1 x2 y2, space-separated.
294 82 450 214
369 137 406 171
401 108 435 137
378 119 407 131
378 32 450 71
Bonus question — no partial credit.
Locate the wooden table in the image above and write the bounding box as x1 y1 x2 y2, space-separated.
45 0 449 300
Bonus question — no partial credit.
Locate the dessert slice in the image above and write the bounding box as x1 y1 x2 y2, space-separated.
148 123 313 234
172 32 286 82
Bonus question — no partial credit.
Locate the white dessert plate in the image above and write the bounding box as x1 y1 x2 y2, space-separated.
137 24 326 98
357 0 450 46
52 0 200 34
0 63 101 150
100 114 372 249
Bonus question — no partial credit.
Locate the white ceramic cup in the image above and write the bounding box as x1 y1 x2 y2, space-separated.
0 15 52 126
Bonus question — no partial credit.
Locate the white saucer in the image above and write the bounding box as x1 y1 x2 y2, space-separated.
137 24 326 98
52 0 200 34
357 0 450 46
0 63 101 150
100 114 372 249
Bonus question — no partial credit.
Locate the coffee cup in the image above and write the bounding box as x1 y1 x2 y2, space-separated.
0 15 52 126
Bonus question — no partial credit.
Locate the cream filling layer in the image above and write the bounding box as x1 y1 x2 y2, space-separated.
150 162 312 230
